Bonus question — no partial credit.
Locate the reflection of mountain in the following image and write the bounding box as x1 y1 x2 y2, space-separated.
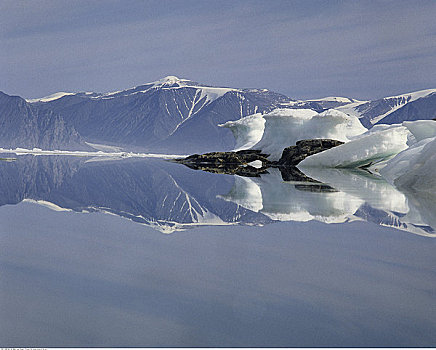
221 167 435 237
0 156 434 236
0 156 271 233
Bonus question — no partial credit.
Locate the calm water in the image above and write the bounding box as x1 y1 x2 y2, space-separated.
0 156 435 347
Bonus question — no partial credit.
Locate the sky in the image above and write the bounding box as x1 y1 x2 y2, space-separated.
1 0 435 100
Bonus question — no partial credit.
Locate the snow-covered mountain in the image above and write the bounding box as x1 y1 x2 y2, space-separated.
1 77 433 152
282 96 366 112
0 91 90 151
28 76 291 153
335 89 436 128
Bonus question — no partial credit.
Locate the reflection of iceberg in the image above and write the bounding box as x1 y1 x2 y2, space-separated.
220 167 435 237
220 168 364 224
299 167 408 213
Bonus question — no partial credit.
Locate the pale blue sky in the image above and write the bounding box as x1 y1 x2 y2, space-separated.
1 0 435 100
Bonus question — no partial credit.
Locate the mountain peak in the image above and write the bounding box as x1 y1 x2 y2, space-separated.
161 75 182 83
153 75 189 86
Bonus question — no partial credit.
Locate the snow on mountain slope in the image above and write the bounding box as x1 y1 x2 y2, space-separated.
336 89 436 128
26 92 76 103
22 79 436 153
308 97 356 103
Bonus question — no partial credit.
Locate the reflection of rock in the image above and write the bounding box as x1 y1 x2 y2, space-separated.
176 149 270 166
277 139 344 166
278 165 320 183
294 184 337 193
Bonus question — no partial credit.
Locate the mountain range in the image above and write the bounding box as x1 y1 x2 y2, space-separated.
1 76 435 152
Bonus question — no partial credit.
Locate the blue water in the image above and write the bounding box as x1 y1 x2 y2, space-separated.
0 156 435 347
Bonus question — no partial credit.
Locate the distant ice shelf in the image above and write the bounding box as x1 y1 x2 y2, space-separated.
0 147 186 159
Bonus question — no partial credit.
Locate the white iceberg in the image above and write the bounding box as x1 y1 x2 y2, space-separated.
220 108 367 160
219 113 265 150
403 120 436 142
380 136 436 193
298 125 410 168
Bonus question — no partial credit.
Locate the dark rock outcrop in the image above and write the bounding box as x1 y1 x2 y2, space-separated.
174 149 271 177
175 138 344 179
277 139 344 166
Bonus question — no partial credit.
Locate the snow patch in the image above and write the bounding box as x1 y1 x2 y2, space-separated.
26 92 75 103
22 199 72 212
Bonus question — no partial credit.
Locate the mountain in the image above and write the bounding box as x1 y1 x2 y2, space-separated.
335 89 436 128
11 78 436 152
282 96 367 112
29 76 291 153
0 91 90 150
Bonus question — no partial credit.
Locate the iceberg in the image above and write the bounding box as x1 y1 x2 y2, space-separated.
298 125 410 168
403 120 436 142
219 113 265 150
220 108 367 160
380 136 436 192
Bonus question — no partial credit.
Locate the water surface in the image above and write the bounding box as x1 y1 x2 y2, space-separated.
0 156 435 347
